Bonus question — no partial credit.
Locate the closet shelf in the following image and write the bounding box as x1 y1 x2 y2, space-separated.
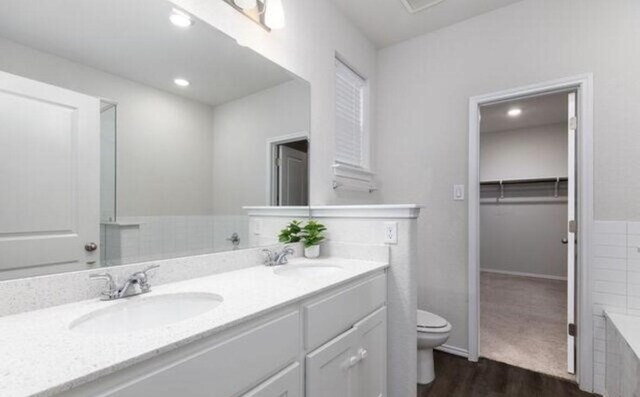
480 176 568 185
481 176 568 199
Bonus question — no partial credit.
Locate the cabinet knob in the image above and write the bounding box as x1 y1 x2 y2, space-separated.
348 356 360 368
359 348 368 360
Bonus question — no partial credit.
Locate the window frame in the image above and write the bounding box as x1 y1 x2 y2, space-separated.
334 56 371 172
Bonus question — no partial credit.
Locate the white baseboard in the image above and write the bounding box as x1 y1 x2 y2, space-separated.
481 268 567 281
435 344 469 358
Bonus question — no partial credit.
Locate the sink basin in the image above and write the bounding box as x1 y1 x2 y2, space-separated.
273 264 343 278
70 292 223 334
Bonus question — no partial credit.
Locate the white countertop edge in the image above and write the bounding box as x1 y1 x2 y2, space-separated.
2 258 388 397
604 311 640 361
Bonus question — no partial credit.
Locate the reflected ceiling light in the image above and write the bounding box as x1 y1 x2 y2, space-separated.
265 0 285 29
170 9 194 28
234 0 258 10
507 108 522 117
174 78 190 87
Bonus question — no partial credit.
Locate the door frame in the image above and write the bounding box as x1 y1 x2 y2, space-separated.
265 131 309 205
467 74 594 391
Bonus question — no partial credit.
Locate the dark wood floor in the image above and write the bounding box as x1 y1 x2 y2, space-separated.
417 352 597 397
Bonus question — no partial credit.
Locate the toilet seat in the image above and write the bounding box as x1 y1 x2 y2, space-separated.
417 310 451 333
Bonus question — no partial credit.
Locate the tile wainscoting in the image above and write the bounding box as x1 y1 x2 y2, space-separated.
591 221 640 393
101 215 249 265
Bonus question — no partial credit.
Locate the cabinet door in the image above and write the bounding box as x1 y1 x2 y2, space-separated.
354 307 387 397
243 362 301 397
306 327 359 397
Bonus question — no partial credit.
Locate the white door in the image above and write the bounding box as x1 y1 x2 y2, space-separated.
306 328 359 397
354 307 387 397
278 145 308 206
0 71 100 273
566 91 577 374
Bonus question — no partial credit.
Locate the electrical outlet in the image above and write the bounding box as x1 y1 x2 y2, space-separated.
453 184 465 201
383 222 398 244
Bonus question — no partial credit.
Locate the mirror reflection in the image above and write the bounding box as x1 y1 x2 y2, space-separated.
0 0 310 280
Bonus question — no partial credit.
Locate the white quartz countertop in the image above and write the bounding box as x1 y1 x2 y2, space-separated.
605 311 640 360
0 257 388 397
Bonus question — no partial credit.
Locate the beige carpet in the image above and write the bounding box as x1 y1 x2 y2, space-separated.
480 271 574 380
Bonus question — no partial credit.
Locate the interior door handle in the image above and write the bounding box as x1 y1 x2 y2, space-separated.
85 242 98 252
561 238 568 244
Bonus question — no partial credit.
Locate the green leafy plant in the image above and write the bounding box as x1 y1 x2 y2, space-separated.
278 220 303 243
301 220 327 248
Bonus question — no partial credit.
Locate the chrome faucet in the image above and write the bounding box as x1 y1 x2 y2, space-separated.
90 265 159 300
262 246 295 266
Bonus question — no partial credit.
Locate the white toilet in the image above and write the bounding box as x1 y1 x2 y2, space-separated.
417 309 452 384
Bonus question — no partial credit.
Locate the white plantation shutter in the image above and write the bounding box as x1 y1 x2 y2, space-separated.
335 59 366 168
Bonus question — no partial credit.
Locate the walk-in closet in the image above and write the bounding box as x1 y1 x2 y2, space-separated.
478 91 576 380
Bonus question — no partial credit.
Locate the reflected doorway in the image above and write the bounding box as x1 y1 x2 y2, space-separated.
268 134 309 206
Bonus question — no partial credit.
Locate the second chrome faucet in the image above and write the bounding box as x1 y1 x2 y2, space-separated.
262 246 295 267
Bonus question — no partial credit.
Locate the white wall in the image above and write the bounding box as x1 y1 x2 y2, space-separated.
480 123 568 181
211 80 310 214
375 1 640 390
170 0 378 205
480 123 568 279
0 37 215 217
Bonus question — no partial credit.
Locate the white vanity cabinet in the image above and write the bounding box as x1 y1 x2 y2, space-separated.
306 307 387 397
58 272 386 397
242 363 301 397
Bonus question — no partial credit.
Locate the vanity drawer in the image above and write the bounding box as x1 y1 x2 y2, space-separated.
304 273 386 350
242 362 301 397
85 311 299 397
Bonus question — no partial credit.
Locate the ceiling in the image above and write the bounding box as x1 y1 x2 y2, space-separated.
0 0 295 107
480 92 569 133
330 0 524 48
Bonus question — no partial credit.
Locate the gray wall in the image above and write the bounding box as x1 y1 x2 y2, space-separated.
480 124 567 181
480 123 568 279
0 37 216 217
375 0 640 351
211 80 310 214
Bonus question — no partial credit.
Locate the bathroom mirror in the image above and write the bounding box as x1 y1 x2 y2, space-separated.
0 0 310 280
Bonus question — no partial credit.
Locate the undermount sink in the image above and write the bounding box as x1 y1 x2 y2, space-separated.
273 263 343 278
69 292 223 334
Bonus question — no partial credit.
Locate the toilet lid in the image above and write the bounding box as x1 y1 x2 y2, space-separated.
417 310 448 329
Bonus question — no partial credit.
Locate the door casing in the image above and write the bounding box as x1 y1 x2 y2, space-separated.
467 74 594 392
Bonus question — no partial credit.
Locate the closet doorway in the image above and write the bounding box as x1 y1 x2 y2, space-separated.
476 91 577 380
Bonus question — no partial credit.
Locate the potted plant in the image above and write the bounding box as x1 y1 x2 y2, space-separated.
301 220 326 258
278 220 303 243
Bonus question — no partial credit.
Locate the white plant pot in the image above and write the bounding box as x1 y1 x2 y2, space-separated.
304 244 320 258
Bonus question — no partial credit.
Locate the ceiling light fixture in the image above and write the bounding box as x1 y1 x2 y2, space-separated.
170 9 194 28
174 78 190 87
234 0 258 10
264 0 285 30
507 108 522 117
223 0 285 30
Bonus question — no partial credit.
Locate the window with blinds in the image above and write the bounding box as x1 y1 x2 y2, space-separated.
335 58 367 168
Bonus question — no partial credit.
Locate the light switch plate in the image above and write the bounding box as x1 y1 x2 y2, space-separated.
453 184 465 201
383 222 398 244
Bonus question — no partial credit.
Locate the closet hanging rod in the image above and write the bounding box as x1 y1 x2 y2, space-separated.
480 176 568 186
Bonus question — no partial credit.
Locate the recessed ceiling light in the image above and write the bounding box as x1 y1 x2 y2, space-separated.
507 108 522 117
174 78 190 87
170 9 194 28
